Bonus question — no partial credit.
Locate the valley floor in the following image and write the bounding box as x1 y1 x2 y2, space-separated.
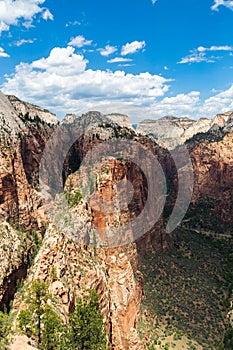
138 227 233 350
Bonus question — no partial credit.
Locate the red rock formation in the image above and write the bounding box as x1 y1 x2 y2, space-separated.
188 133 233 230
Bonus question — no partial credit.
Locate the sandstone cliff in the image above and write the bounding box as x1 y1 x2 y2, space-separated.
0 91 57 316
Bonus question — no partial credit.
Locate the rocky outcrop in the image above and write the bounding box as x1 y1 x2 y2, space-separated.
0 91 57 311
7 95 57 126
0 91 57 228
26 111 168 349
23 224 144 349
0 222 28 311
137 112 233 149
186 132 233 232
105 113 133 129
0 91 25 134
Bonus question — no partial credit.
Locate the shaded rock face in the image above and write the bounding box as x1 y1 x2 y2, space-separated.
138 112 233 233
0 222 28 311
187 132 233 232
162 130 233 233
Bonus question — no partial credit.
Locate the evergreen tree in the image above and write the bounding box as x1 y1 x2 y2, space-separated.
68 289 108 350
0 311 11 349
18 280 64 350
41 304 64 350
18 282 108 350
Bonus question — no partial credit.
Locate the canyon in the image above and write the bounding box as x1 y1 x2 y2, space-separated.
0 90 232 349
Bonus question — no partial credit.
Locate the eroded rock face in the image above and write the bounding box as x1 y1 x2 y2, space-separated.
0 91 57 310
7 95 57 126
105 113 133 129
0 92 58 228
0 222 28 311
0 91 25 134
187 132 233 231
137 112 233 150
25 225 144 349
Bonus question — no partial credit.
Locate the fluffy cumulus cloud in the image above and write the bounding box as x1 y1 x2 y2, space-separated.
99 45 117 57
68 35 93 48
147 92 200 119
41 8 53 21
121 40 146 56
211 0 233 11
200 84 233 116
0 0 53 34
3 46 231 121
178 45 233 64
2 46 171 120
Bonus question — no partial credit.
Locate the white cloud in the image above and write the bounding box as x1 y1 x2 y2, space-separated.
197 45 233 52
107 57 133 63
4 45 232 122
178 52 215 64
211 0 233 11
41 8 53 21
68 35 93 48
31 46 88 74
0 20 9 34
118 63 135 67
0 0 53 34
200 84 233 116
14 38 35 46
178 45 233 64
151 0 157 3
0 46 9 57
65 20 81 27
2 46 171 120
150 92 200 118
121 40 146 56
99 45 117 57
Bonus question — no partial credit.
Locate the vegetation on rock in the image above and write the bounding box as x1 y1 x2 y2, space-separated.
18 280 108 350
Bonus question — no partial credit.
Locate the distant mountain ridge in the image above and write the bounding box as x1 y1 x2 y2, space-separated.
137 112 233 149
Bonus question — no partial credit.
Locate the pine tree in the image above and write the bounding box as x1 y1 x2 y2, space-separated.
18 280 64 349
41 304 64 350
68 289 108 350
18 282 108 350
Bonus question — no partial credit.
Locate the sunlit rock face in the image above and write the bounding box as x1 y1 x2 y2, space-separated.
137 112 233 149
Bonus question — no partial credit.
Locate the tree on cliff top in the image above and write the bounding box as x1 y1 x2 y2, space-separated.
67 289 108 350
18 279 64 349
18 280 108 350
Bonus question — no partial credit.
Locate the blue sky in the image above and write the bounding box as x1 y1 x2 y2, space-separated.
0 0 233 122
